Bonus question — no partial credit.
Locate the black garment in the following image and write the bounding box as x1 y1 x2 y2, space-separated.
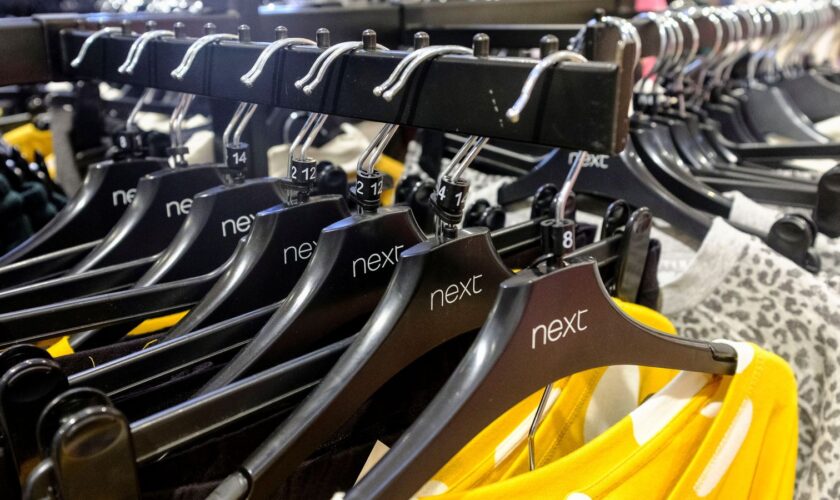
19 181 56 230
0 175 33 254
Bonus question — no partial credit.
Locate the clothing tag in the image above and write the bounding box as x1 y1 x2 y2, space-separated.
355 440 391 485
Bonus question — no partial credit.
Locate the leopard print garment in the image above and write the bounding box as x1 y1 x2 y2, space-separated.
660 218 840 500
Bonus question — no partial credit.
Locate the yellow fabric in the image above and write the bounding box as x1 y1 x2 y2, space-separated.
47 310 188 357
3 123 53 162
46 336 74 357
373 155 404 206
126 310 189 336
420 317 798 500
417 300 678 495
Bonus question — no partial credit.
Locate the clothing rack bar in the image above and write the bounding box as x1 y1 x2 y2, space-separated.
403 24 585 50
61 29 628 154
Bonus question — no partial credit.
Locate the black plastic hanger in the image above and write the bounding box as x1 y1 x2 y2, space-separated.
22 336 352 499
69 92 229 273
68 302 281 398
0 241 100 290
499 145 712 243
161 195 350 338
0 157 166 267
215 185 656 497
345 227 738 500
159 87 351 339
0 25 181 270
0 96 230 309
0 254 157 313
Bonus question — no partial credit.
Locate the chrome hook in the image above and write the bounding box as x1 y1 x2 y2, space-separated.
118 29 175 74
168 93 195 166
222 102 259 149
70 26 122 68
294 34 389 95
506 50 587 123
373 45 472 101
126 88 156 132
287 112 329 170
171 32 238 80
240 33 316 87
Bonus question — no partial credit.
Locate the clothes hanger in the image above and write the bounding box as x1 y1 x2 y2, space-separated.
0 30 289 349
499 22 714 244
19 336 354 499
0 27 172 269
0 241 101 290
161 29 351 339
61 27 289 350
0 90 239 311
627 12 734 219
643 11 820 208
728 5 831 143
205 39 664 497
0 90 227 312
0 80 266 312
195 30 434 393
774 4 840 122
682 7 838 167
343 106 739 500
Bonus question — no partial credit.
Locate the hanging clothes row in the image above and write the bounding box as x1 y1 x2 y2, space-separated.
0 2 835 499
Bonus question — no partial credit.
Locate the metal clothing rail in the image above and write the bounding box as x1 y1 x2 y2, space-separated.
61 28 630 154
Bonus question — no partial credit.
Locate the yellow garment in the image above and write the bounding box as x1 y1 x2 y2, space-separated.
126 310 188 336
47 310 188 357
420 325 797 499
373 154 403 206
3 123 53 163
416 299 678 495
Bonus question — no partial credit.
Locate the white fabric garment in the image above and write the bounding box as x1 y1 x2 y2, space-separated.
657 217 840 500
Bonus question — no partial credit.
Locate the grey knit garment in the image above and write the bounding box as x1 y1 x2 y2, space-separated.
660 218 840 500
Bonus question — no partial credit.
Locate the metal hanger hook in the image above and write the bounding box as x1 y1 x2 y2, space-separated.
222 102 259 148
506 50 587 124
70 26 122 68
374 45 473 101
118 29 174 74
295 40 389 95
171 32 239 80
126 88 156 132
357 122 400 176
168 93 195 165
287 112 329 172
442 135 489 182
240 37 317 87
